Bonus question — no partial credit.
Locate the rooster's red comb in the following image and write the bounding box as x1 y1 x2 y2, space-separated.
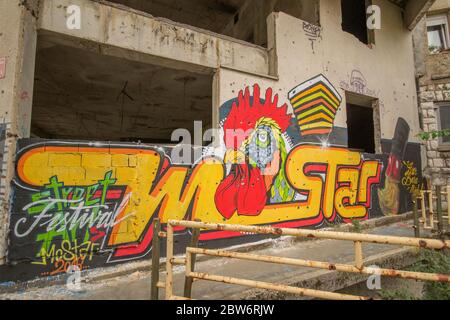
222 84 292 149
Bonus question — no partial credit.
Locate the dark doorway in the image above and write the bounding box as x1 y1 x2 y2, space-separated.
341 0 369 44
346 103 375 153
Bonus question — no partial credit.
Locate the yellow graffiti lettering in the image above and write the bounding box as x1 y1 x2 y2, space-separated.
18 147 161 245
335 168 366 218
19 144 381 250
286 145 381 220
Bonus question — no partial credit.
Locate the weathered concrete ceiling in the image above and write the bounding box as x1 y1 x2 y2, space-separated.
32 34 213 143
104 0 433 41
38 0 271 76
104 0 319 46
105 0 244 34
388 0 408 8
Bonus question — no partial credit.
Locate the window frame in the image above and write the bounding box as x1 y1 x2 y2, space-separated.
426 13 450 53
436 102 450 149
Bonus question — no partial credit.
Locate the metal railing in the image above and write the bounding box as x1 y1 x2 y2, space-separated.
151 219 450 300
413 185 450 237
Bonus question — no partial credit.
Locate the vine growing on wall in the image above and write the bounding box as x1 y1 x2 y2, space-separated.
417 129 450 141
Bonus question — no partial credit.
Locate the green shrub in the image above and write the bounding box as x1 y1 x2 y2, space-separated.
351 219 362 233
410 250 450 300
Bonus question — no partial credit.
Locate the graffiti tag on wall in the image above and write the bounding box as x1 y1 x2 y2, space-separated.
401 161 423 199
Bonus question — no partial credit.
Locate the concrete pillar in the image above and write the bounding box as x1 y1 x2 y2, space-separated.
0 0 38 265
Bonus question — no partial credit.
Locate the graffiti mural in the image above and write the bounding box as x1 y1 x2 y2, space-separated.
289 75 342 136
215 84 294 218
378 118 410 215
3 75 421 281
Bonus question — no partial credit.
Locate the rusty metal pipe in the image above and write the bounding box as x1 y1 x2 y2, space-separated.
187 271 368 300
170 295 193 300
436 186 444 237
169 220 450 249
412 197 420 238
151 218 161 300
171 258 186 265
354 241 363 269
421 191 428 228
165 223 174 300
447 186 450 225
158 231 167 238
184 220 201 299
187 247 450 283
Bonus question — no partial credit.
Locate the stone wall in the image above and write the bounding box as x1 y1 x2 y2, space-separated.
422 51 450 86
413 2 450 186
419 82 450 185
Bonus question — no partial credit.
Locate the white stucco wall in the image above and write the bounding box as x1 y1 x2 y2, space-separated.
217 0 420 144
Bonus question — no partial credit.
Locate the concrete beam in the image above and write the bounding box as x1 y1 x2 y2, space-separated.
38 0 271 76
404 0 437 31
0 0 38 265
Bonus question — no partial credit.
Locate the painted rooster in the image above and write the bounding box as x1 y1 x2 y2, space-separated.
214 84 295 219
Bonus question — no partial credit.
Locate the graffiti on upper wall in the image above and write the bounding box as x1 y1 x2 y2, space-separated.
303 22 322 53
339 70 379 98
4 74 421 280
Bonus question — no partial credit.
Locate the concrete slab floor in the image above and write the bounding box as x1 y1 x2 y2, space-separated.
0 221 420 300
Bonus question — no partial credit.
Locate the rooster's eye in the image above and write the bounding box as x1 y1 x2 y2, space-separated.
256 129 270 147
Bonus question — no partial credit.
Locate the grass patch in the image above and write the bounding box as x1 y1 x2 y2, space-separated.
378 287 418 300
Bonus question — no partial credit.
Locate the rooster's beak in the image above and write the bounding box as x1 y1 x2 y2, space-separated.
224 149 245 175
224 149 246 164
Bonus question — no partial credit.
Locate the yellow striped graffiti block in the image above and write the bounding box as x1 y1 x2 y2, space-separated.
288 74 342 136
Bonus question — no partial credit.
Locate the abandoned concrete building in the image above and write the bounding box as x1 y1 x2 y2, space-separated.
0 0 437 282
414 0 450 186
